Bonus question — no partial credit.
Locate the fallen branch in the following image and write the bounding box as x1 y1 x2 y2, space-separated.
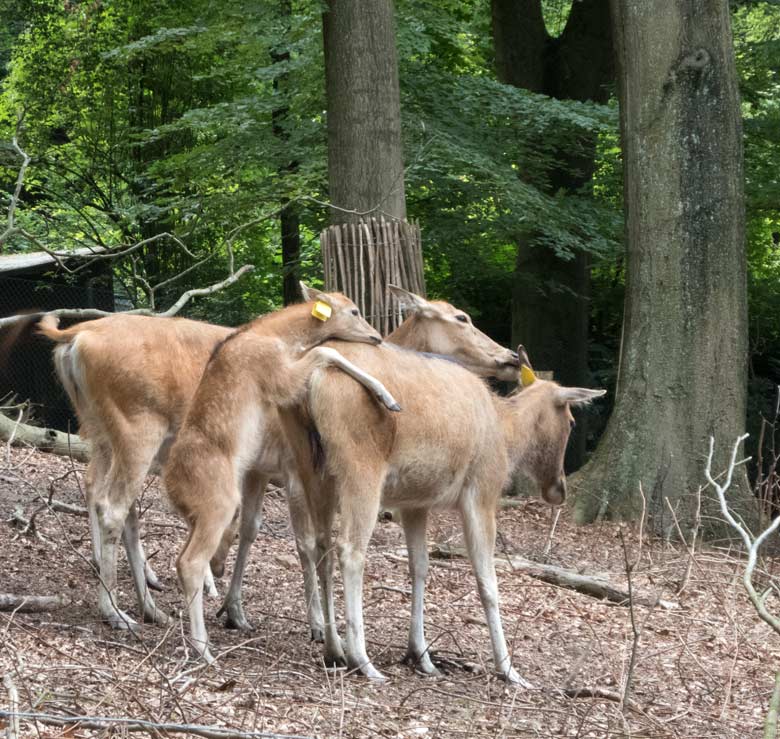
553 686 641 712
0 594 67 612
0 413 89 461
0 711 312 739
430 544 675 609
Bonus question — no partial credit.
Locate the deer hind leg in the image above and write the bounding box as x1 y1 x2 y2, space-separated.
286 476 327 644
336 474 385 680
94 432 163 630
459 491 529 687
175 457 240 662
85 444 110 575
122 504 169 624
218 469 268 631
399 507 439 676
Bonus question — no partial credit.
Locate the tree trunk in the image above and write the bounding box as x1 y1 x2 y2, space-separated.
273 0 301 306
492 0 612 471
573 0 752 534
323 0 406 223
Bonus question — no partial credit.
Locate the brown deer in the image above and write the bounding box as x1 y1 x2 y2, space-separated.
39 284 519 636
212 284 520 638
162 286 521 661
37 286 396 630
278 344 604 684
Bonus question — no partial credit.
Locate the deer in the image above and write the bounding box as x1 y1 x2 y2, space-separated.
161 286 522 661
276 344 605 685
37 286 398 631
39 283 519 637
209 284 521 640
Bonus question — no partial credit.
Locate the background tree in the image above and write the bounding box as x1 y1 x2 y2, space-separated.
573 0 752 531
491 0 613 468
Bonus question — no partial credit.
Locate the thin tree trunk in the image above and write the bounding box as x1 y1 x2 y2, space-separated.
273 0 301 306
573 0 753 534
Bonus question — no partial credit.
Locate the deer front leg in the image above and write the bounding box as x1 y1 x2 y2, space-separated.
460 492 531 687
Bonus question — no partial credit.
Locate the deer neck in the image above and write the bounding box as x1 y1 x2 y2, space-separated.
247 303 328 350
492 389 539 477
386 315 423 349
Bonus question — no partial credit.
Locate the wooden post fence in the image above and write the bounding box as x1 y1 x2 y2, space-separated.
320 217 424 335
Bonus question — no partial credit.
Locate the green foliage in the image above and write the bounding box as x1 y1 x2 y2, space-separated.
397 0 621 341
0 0 776 393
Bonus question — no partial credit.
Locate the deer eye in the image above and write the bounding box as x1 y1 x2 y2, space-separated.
570 419 576 429
351 309 359 316
455 314 468 323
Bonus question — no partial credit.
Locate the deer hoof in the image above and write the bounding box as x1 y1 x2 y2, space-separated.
220 601 253 631
144 565 164 591
503 667 533 689
402 650 441 677
104 609 139 632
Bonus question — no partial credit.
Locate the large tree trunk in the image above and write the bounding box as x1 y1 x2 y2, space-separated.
323 0 406 223
492 0 612 470
573 0 752 534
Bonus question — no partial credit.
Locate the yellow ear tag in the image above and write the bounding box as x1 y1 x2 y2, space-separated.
520 364 537 387
312 301 332 322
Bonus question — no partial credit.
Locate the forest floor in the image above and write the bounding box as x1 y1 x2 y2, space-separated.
0 444 778 739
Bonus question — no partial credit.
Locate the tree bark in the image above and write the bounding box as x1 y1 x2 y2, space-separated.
492 0 613 471
573 0 752 533
323 0 406 222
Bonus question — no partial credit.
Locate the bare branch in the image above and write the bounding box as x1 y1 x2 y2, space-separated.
0 711 312 739
705 434 780 637
157 263 254 317
0 119 31 251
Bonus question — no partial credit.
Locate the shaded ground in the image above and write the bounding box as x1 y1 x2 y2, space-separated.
0 444 778 738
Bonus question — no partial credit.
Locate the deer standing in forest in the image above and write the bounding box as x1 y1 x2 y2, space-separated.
275 345 605 684
212 285 521 638
38 286 398 630
162 285 522 660
39 284 519 637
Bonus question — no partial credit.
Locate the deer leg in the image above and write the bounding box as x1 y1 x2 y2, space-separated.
84 454 106 576
177 485 239 662
218 470 268 631
400 508 439 676
460 492 529 687
94 470 143 630
306 478 345 666
307 348 401 412
287 478 326 643
337 477 384 680
123 505 169 625
94 432 164 630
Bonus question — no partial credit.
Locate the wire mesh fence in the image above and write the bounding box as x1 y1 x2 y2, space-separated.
0 272 117 431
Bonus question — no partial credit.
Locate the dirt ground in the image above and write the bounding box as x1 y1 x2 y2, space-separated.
1 444 778 738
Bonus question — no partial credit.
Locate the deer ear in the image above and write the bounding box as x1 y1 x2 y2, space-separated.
516 344 532 370
299 281 328 303
555 387 606 407
388 284 435 316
